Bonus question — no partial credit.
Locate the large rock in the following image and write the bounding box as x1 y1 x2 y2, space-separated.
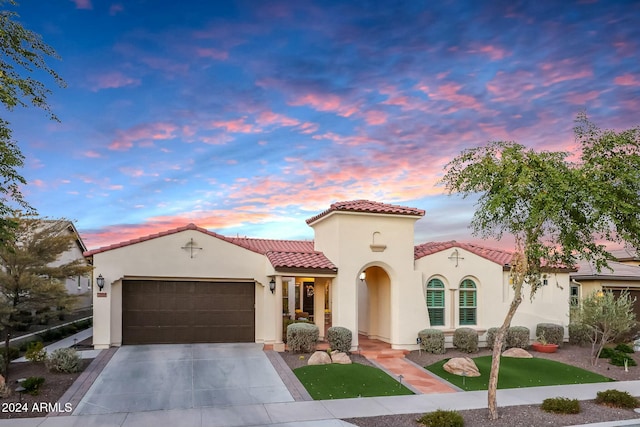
308 351 331 365
502 348 533 358
331 351 352 364
443 357 481 377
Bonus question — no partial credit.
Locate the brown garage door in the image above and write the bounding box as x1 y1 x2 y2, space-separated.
122 280 255 344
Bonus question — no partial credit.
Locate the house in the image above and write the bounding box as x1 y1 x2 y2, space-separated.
57 221 93 310
86 200 572 350
571 258 640 319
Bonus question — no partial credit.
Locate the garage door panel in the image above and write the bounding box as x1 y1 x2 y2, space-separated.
123 280 255 344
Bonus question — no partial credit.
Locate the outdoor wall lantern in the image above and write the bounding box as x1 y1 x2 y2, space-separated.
269 278 276 294
96 274 105 291
359 272 366 281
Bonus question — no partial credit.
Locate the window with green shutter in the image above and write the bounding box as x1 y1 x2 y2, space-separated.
426 279 445 326
459 279 477 325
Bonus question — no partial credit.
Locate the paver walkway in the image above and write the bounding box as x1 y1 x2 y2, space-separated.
357 335 458 394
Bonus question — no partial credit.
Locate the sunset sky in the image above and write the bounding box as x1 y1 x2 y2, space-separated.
8 0 640 250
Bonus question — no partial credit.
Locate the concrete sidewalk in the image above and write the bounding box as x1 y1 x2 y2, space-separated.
13 327 101 362
0 380 637 426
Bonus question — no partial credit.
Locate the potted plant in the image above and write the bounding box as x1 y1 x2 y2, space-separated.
531 332 559 353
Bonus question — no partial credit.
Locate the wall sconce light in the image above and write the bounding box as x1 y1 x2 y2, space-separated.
359 272 366 281
96 274 105 291
269 278 276 294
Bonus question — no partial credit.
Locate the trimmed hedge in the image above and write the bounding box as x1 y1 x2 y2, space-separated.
536 323 564 347
287 323 319 353
596 389 639 409
418 329 445 354
506 326 530 349
326 326 352 353
453 327 478 353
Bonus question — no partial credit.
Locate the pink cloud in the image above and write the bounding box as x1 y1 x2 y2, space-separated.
565 90 601 105
472 44 509 60
297 122 319 134
539 61 592 86
89 71 140 91
84 150 101 158
255 111 300 127
31 179 45 188
210 117 257 134
119 167 144 177
364 110 388 125
421 82 484 111
614 73 640 86
109 122 179 151
70 0 92 9
486 70 536 102
289 93 358 117
195 48 229 60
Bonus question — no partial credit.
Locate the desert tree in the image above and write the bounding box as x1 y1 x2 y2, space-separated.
579 290 636 365
441 112 640 420
0 215 91 379
1 0 66 238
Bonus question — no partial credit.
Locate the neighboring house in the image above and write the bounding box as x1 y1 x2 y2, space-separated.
54 221 93 310
571 258 640 319
86 200 572 350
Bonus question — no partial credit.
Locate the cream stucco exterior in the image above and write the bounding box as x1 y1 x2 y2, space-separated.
88 200 574 351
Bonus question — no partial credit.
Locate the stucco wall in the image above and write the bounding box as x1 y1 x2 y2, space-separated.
415 247 571 345
92 229 275 348
311 211 426 349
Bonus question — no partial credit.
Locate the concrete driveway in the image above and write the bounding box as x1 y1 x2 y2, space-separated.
75 343 294 415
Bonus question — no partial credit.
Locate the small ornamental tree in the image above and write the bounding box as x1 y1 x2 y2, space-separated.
441 112 640 420
0 215 92 380
579 290 636 365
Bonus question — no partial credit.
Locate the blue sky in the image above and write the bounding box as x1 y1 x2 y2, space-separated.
7 0 640 250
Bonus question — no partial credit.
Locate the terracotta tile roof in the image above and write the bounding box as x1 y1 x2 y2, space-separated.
226 237 315 254
414 241 514 266
306 200 425 225
266 251 337 272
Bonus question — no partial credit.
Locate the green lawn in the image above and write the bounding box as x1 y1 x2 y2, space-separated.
294 363 414 400
426 356 614 391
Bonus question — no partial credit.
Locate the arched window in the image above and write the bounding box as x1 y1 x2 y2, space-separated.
426 278 445 326
459 279 477 325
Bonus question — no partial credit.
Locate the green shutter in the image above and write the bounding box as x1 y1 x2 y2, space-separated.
426 279 445 326
459 280 477 325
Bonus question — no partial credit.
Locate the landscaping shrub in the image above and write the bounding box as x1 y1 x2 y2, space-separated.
595 389 639 409
541 397 581 414
25 341 47 362
0 346 20 362
453 327 478 353
283 318 309 343
609 351 637 367
615 343 635 354
485 327 505 351
46 348 82 373
417 409 464 427
22 376 45 396
536 323 564 347
326 326 352 353
569 323 591 346
506 326 530 349
287 323 319 353
418 329 445 354
599 347 616 358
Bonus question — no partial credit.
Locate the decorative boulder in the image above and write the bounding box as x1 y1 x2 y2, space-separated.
331 351 352 364
308 351 331 366
502 348 533 358
443 357 481 377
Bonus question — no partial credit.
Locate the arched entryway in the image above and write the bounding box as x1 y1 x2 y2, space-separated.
357 265 391 343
